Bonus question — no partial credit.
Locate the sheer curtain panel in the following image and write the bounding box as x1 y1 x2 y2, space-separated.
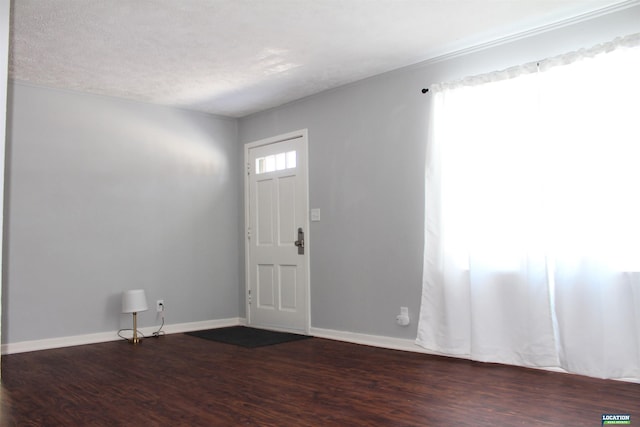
416 33 640 380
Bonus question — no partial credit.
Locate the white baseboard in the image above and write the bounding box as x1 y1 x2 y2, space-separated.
1 317 244 355
5 321 637 383
308 327 640 383
309 327 431 354
2 321 414 356
309 328 581 378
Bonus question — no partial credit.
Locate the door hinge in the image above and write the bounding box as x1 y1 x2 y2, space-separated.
248 289 252 304
247 162 251 175
247 227 251 240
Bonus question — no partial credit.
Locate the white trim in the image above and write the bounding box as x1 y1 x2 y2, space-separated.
310 327 430 354
417 0 640 67
244 129 308 150
309 327 640 384
1 317 244 355
4 321 638 383
243 129 311 334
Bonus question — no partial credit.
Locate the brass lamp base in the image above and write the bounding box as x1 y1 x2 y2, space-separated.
129 312 142 345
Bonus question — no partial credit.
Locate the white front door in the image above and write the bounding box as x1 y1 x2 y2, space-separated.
245 130 309 333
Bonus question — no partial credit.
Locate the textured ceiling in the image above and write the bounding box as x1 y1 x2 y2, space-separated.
9 0 633 117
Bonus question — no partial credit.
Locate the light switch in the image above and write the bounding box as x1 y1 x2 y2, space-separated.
310 208 321 222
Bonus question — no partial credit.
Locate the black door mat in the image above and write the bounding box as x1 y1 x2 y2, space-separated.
186 326 311 348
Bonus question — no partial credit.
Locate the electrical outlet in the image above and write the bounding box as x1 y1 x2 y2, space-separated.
396 306 410 326
156 299 164 312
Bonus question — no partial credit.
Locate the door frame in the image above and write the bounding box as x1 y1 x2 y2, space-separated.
243 129 310 333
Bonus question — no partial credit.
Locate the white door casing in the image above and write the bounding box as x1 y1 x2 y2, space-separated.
244 130 309 333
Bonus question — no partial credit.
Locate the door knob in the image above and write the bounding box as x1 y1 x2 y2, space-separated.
294 227 304 255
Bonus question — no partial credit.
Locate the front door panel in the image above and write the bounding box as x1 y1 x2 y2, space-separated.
246 131 309 333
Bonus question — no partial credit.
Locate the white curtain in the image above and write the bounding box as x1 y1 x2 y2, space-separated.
416 33 640 380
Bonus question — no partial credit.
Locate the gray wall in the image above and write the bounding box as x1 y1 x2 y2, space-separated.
3 83 240 343
2 3 637 346
238 5 640 339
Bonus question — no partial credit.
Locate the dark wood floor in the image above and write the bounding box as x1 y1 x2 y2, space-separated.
1 333 638 426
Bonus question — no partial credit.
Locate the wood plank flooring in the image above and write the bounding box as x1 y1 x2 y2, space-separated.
1 333 638 426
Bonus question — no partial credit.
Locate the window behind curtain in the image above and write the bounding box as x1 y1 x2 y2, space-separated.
417 33 640 380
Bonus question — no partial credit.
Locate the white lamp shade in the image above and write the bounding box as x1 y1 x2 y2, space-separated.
122 289 149 313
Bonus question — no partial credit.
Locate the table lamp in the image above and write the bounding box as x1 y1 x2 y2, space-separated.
122 289 149 344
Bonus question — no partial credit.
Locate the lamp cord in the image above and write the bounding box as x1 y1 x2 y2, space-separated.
152 316 165 337
117 316 165 341
117 328 146 341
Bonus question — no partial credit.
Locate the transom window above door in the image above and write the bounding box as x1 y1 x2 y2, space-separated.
255 150 296 174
